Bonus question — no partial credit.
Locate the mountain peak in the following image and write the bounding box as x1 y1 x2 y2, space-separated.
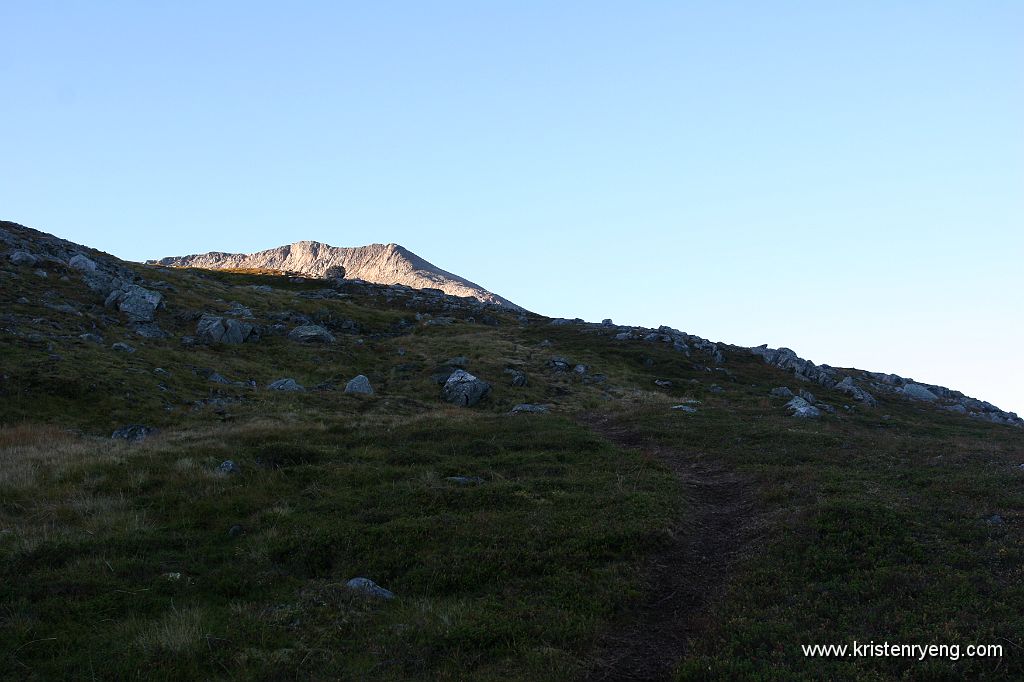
152 240 521 310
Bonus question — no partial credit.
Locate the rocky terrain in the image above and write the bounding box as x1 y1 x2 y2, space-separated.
2 218 1021 681
152 240 522 310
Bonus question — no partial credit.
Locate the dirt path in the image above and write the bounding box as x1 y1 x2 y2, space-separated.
578 412 766 681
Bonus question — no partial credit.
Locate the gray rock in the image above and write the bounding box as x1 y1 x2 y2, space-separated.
345 577 394 600
196 314 256 344
944 404 968 414
68 254 97 272
655 379 673 388
511 403 549 414
268 378 304 391
227 302 254 318
79 333 104 344
9 251 37 266
208 372 231 384
799 389 817 404
785 397 822 418
106 284 163 322
902 383 939 401
111 342 136 353
504 368 528 387
987 514 1004 525
573 364 589 376
446 475 485 485
834 377 877 406
34 269 47 278
217 460 241 475
770 387 794 398
111 425 157 442
614 332 633 341
441 369 491 407
131 322 169 339
709 385 724 394
228 524 244 538
547 357 572 372
287 324 336 343
344 374 374 395
601 318 614 326
671 405 698 413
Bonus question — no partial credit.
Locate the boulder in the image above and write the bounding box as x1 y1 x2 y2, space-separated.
111 342 135 353
287 324 336 343
344 374 374 395
798 389 817 404
111 425 157 442
107 284 162 322
196 314 255 344
504 368 528 387
8 251 37 266
547 357 572 372
217 460 241 475
671 405 698 413
834 377 877 406
655 379 673 388
511 403 549 414
770 387 794 398
268 378 304 391
902 383 938 401
345 577 394 600
785 397 822 418
68 254 97 272
442 369 491 407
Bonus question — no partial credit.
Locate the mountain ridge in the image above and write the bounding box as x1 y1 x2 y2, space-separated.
151 240 523 311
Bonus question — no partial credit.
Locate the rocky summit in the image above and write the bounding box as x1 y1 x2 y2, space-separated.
151 240 522 310
2 218 1022 681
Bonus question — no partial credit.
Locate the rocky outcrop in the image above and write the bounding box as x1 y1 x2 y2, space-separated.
196 314 257 344
287 324 335 344
441 369 490 407
786 397 822 418
344 374 373 395
152 240 522 310
752 344 1022 427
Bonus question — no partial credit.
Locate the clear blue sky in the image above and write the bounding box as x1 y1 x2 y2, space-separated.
3 2 1022 414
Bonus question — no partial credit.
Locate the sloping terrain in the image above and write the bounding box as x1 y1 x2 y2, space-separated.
1 219 1022 681
152 240 522 310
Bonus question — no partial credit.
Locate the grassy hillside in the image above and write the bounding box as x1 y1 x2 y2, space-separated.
1 224 1021 680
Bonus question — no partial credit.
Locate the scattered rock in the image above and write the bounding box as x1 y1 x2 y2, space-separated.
504 368 528 387
111 342 136 353
902 383 939 401
268 378 304 391
287 324 336 343
834 376 877 406
441 369 491 407
655 379 673 388
511 403 549 414
446 476 484 485
709 385 724 394
799 389 817 404
9 251 38 266
79 333 104 344
107 285 163 322
770 387 794 398
547 357 572 372
196 314 256 344
111 425 157 442
344 374 374 395
987 514 1004 525
573 364 589 376
785 397 822 418
68 254 97 272
346 577 395 600
217 460 241 475
671 405 697 413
